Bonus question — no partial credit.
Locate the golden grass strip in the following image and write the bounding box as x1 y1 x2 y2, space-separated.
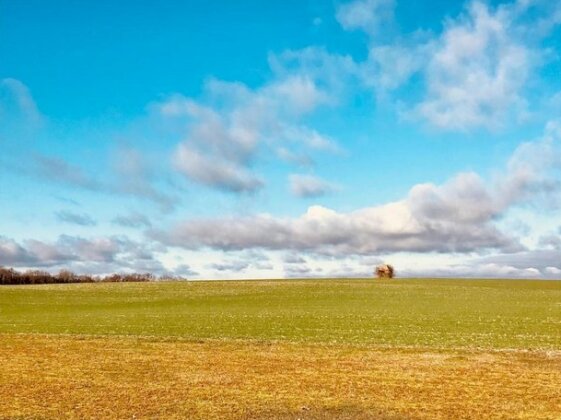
0 334 560 419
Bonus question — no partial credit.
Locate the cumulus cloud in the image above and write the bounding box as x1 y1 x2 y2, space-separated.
289 174 337 198
415 2 533 130
152 195 517 256
153 123 561 256
55 211 97 226
335 0 560 130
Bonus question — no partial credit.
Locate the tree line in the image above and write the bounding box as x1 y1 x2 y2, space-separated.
0 267 166 285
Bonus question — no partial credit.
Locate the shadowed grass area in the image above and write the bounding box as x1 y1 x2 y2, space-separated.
1 279 559 349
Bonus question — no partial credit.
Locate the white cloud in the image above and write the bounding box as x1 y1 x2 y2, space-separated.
415 2 533 130
153 121 561 256
152 196 445 255
336 0 560 131
152 183 517 255
163 74 337 193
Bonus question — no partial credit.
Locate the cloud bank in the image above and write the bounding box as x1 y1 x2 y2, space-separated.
153 123 560 259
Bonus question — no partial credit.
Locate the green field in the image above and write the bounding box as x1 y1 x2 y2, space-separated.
1 279 560 349
1 279 560 419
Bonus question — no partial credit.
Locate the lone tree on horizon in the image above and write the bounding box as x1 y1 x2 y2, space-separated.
375 264 395 279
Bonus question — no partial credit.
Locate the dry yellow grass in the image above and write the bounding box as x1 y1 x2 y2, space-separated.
1 334 560 419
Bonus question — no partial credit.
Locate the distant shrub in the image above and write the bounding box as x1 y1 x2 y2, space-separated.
0 266 158 285
375 264 395 279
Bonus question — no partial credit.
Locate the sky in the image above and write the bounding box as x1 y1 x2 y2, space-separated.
1 0 561 279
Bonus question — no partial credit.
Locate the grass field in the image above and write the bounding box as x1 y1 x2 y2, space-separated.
1 279 560 418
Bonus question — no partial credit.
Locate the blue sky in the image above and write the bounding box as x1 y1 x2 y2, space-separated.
1 0 561 278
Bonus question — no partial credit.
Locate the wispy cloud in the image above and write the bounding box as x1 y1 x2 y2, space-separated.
289 174 337 198
112 212 152 229
207 260 249 272
34 155 100 190
336 0 395 36
0 78 42 124
174 145 263 193
55 211 97 226
30 151 178 212
160 71 339 193
111 145 179 211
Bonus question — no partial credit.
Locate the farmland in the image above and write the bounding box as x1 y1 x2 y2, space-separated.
1 279 560 418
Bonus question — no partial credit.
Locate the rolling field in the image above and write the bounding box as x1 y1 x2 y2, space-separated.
1 279 560 419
